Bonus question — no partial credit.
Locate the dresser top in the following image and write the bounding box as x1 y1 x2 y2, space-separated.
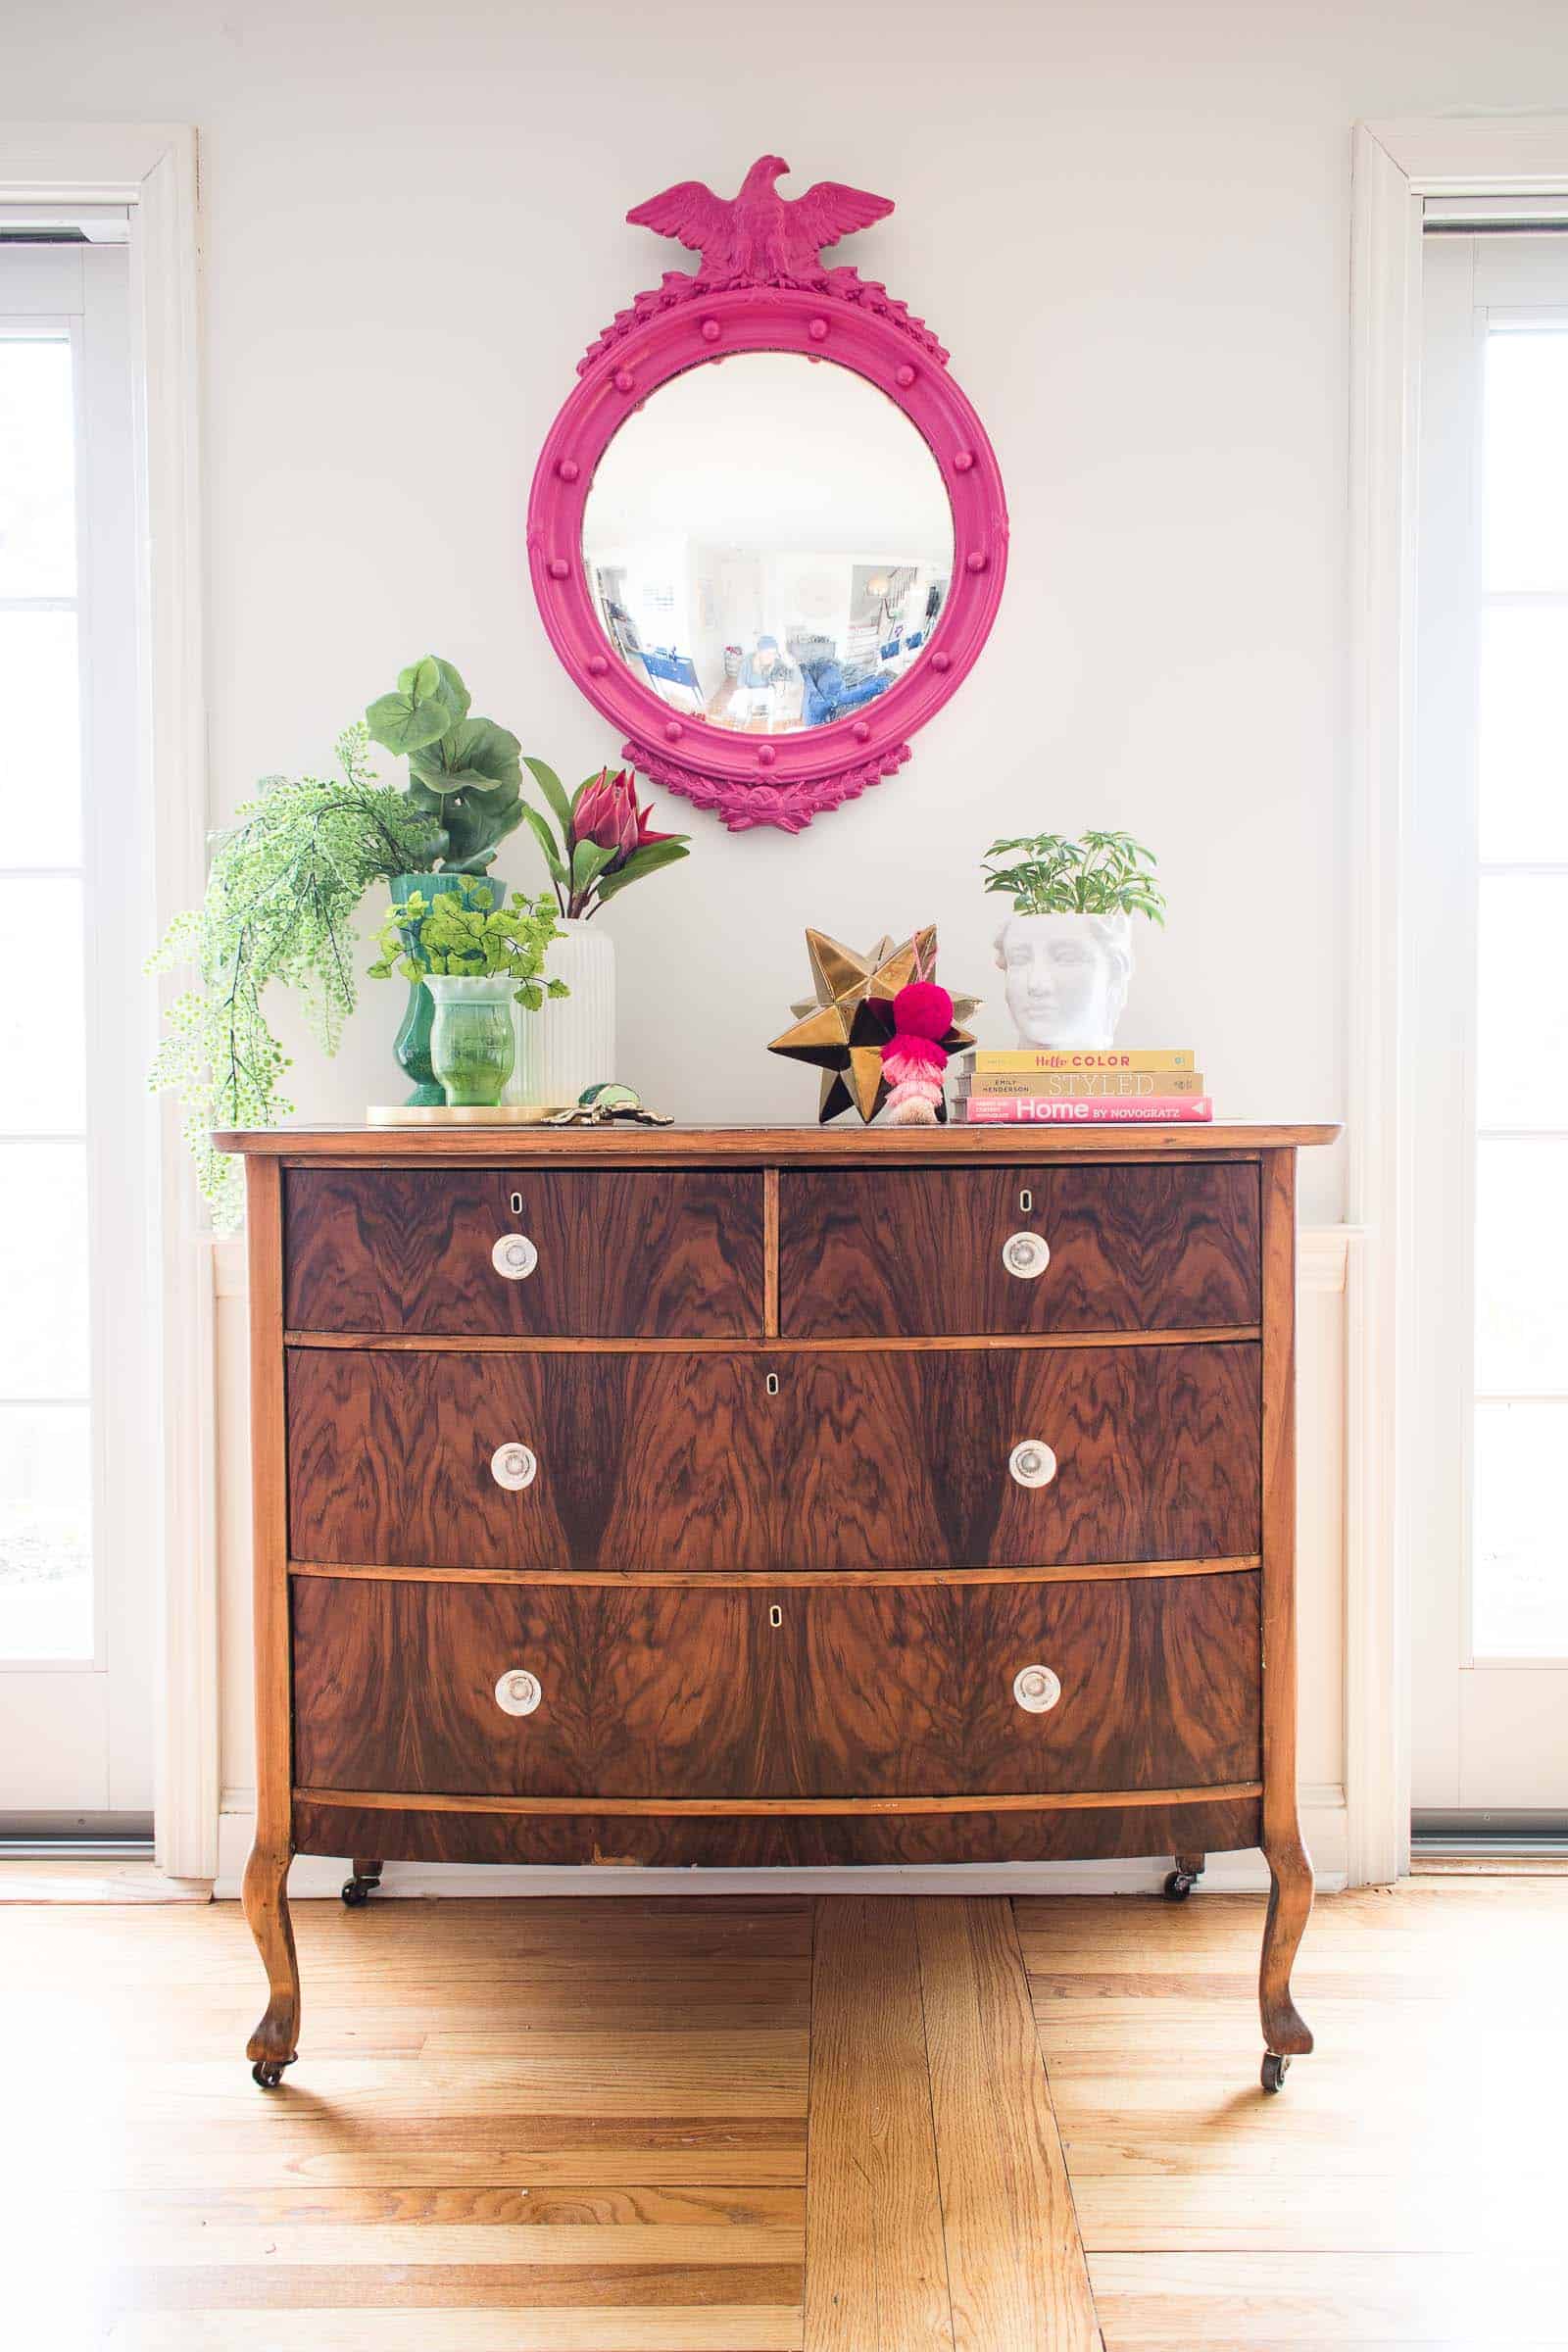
214 1120 1339 1163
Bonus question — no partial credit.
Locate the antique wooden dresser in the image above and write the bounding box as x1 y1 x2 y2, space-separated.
220 1120 1335 2095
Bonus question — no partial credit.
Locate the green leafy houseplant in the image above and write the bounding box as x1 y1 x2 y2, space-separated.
150 658 539 1228
980 829 1166 924
368 886 566 1004
149 724 444 1229
364 657 525 874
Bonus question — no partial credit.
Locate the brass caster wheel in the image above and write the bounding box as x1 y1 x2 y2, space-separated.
252 2058 290 2089
1163 1868 1200 1900
341 1874 380 1906
1260 2052 1291 2094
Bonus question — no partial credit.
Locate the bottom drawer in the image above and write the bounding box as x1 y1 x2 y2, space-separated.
291 1570 1261 1800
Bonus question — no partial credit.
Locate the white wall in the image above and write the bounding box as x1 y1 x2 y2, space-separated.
11 0 1567 1881
15 0 1566 1230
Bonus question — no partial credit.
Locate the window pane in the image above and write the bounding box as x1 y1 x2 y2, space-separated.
0 879 86 1134
0 1403 91 1660
1484 329 1568 594
1475 1140 1568 1392
0 334 75 600
1474 1399 1568 1658
0 610 81 866
0 1143 88 1398
1479 602 1568 863
1477 875 1568 1128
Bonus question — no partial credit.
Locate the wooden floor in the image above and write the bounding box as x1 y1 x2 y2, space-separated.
4 1871 1566 2348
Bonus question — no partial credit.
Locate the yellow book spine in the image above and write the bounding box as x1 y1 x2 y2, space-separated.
966 1048 1197 1073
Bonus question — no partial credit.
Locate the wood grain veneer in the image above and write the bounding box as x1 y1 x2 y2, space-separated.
290 1570 1261 1800
779 1160 1261 1337
285 1341 1260 1574
286 1165 763 1337
291 1794 1265 1868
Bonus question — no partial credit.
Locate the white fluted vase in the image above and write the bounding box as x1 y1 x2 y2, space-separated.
511 918 616 1108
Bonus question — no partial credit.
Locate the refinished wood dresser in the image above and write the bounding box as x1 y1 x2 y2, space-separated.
220 1120 1336 2094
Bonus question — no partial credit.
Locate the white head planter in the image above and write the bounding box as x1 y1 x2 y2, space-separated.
994 910 1133 1049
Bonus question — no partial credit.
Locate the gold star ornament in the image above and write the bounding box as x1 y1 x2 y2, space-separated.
767 926 979 1123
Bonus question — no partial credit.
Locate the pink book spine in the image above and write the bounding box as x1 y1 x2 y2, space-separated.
957 1095 1214 1125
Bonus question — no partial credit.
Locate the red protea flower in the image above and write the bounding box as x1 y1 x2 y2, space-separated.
571 767 677 865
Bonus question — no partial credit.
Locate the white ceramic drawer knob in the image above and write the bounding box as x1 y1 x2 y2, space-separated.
494 1667 542 1717
492 1232 538 1281
490 1441 538 1492
1013 1663 1062 1713
1008 1440 1057 1489
1002 1230 1051 1280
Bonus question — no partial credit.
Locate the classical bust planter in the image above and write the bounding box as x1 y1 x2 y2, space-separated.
993 910 1134 1049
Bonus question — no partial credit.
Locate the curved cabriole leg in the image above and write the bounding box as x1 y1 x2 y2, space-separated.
243 1841 300 2087
1259 1831 1314 2069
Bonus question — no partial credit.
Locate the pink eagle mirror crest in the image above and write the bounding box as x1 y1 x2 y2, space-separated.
527 157 1008 834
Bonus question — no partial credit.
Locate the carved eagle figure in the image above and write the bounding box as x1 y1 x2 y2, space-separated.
626 155 894 286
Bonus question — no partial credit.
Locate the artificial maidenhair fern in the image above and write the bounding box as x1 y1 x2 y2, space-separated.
149 724 441 1231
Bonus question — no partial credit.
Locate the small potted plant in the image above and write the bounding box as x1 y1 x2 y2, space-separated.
368 884 565 1107
981 830 1165 1048
514 760 690 1102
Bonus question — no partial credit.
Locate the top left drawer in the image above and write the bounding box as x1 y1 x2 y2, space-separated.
284 1166 765 1338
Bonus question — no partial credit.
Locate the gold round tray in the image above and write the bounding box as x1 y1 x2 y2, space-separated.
366 1102 570 1127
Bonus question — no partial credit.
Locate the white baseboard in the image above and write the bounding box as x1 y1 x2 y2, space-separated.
214 1787 1348 1901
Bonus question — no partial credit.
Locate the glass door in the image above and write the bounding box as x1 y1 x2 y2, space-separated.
1411 231 1568 1832
0 237 157 1831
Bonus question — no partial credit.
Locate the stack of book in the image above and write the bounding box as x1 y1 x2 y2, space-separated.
951 1049 1211 1124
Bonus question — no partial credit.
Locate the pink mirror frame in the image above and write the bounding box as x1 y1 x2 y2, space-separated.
525 161 1008 835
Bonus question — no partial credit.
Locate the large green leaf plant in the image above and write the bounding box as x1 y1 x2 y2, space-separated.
365 656 524 873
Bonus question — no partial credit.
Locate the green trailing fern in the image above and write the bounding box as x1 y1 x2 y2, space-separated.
148 724 441 1231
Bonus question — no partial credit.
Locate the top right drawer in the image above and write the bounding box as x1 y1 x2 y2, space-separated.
777 1161 1261 1338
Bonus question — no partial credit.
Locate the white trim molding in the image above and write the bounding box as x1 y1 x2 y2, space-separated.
1348 116 1568 1887
0 126 212 1876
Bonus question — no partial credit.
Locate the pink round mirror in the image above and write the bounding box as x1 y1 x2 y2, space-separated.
527 158 1008 835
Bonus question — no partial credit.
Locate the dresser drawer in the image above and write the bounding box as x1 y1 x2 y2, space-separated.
291 1569 1261 1799
778 1162 1260 1337
285 1166 763 1337
286 1340 1259 1574
286 1346 775 1573
776 1342 1260 1571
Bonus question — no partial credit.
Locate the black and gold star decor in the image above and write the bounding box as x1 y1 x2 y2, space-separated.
766 925 979 1123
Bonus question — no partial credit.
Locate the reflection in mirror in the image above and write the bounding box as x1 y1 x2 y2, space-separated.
580 353 954 736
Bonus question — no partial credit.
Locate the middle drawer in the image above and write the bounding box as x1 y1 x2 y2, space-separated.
286 1342 1261 1573
291 1568 1263 1799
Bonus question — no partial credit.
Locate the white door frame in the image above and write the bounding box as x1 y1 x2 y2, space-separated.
0 125 212 1876
1349 116 1568 1885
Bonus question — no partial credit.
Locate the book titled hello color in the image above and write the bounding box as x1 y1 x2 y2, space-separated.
958 1095 1214 1124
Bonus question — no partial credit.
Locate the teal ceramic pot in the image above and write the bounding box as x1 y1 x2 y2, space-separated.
424 975 516 1107
388 872 473 1105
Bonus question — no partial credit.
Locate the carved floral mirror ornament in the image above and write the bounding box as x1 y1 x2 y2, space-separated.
527 157 1008 833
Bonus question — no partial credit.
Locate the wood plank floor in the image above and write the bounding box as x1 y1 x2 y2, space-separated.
3 1871 1565 2348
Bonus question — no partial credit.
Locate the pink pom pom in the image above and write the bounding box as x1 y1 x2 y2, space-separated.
891 979 953 1041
